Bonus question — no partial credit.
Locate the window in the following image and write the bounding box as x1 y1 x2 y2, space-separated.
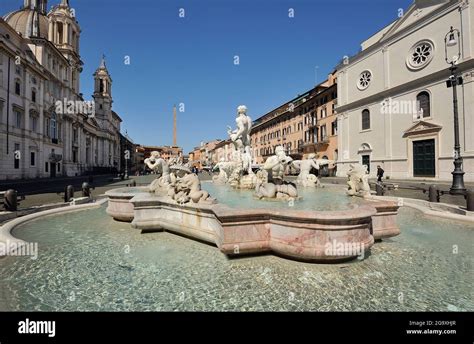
331 120 337 136
357 70 372 90
45 162 49 172
15 80 21 95
45 118 50 137
321 125 327 142
407 40 434 70
417 91 431 118
30 115 37 132
362 109 370 130
32 89 36 103
14 110 22 128
30 151 35 166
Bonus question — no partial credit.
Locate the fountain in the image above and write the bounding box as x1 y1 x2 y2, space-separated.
105 105 401 262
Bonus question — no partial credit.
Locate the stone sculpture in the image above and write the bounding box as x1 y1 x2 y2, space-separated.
255 146 298 199
223 105 257 188
212 159 229 184
168 164 215 204
294 155 336 187
294 154 322 187
144 151 171 194
346 163 371 196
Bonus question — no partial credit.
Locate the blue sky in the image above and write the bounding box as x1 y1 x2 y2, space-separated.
1 0 412 153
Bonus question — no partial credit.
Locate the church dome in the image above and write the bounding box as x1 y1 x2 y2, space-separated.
3 8 49 39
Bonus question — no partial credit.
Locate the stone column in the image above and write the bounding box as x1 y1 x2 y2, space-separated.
48 22 53 41
63 22 68 45
53 22 57 44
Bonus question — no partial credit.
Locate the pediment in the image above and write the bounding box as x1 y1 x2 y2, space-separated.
403 120 442 137
380 0 449 43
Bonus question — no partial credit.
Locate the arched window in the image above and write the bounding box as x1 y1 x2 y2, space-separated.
362 109 370 130
417 91 431 118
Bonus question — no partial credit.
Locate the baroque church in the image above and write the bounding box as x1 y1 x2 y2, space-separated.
0 0 122 180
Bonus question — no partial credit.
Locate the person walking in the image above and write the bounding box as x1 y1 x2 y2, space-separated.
377 165 384 183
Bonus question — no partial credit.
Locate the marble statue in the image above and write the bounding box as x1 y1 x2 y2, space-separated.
255 146 298 199
168 164 215 204
212 159 229 184
144 151 171 194
227 105 252 154
294 154 321 188
293 155 336 187
219 105 257 188
346 163 371 196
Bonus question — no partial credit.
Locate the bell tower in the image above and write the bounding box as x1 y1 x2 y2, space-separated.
48 0 82 93
93 55 113 121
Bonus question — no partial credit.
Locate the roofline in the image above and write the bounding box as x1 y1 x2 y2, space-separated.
251 82 337 131
252 84 328 124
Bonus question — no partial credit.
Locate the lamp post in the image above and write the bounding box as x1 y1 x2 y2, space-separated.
445 26 466 195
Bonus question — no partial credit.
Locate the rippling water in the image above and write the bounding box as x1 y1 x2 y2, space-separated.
202 182 366 211
0 201 472 311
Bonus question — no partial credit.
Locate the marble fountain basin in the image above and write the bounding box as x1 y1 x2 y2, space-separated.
106 186 400 262
105 187 150 221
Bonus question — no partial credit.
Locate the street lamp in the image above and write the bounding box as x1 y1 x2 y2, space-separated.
444 26 466 195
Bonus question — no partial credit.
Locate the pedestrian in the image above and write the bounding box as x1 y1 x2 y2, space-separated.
377 165 384 183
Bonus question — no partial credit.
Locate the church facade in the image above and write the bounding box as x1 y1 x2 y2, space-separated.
0 0 122 180
336 0 474 182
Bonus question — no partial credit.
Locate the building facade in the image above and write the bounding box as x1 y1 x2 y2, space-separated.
0 0 122 180
250 76 338 166
336 0 474 181
188 140 222 169
211 139 234 164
